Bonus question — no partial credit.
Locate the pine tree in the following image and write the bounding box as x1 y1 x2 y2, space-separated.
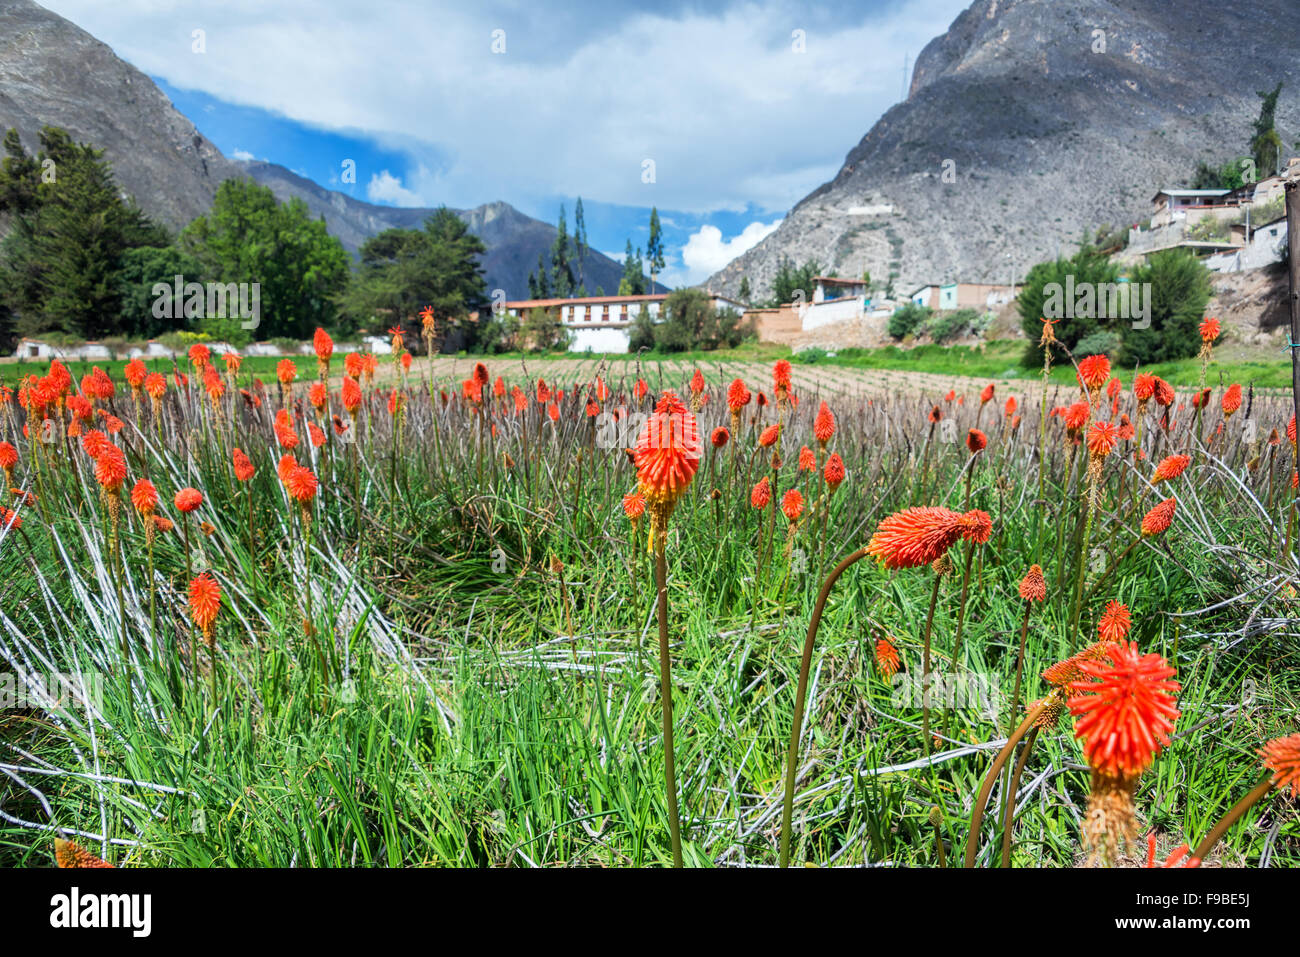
1252 82 1285 177
549 204 575 298
573 197 588 291
737 276 751 304
646 207 665 292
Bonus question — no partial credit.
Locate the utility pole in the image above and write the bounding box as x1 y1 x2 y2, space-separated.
1287 181 1300 488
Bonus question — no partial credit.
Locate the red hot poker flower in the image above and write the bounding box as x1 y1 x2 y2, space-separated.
1068 641 1180 779
711 427 730 448
1097 600 1132 643
750 476 771 509
1199 316 1220 343
130 479 158 515
632 391 701 518
188 572 222 639
1086 420 1119 458
233 448 255 482
726 379 751 413
966 428 987 453
1259 733 1300 794
313 327 334 364
1141 498 1176 536
1019 564 1046 602
1077 354 1110 392
813 401 835 445
875 638 900 681
1151 454 1190 483
866 506 991 570
174 487 204 513
980 383 994 405
823 453 845 489
758 424 780 448
781 488 804 522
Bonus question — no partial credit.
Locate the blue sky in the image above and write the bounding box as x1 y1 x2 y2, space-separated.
41 0 971 286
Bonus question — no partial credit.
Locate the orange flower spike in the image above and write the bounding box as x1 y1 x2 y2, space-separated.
313 327 334 367
130 479 158 516
1077 354 1110 393
867 506 982 570
1259 733 1300 794
188 572 222 640
1096 600 1132 643
622 491 646 523
797 445 816 472
93 445 127 492
54 837 113 869
1199 316 1220 343
875 638 901 681
980 382 994 404
286 465 319 503
1068 641 1180 779
1221 383 1242 417
758 424 780 448
727 378 751 413
174 487 204 513
1151 454 1190 483
781 488 804 522
1086 420 1119 459
232 448 255 482
813 401 835 445
1019 564 1046 602
823 453 845 489
1141 498 1176 537
711 427 730 448
966 428 987 453
750 476 771 509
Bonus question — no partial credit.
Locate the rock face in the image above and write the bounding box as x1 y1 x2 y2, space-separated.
0 0 630 299
0 0 240 230
706 0 1300 301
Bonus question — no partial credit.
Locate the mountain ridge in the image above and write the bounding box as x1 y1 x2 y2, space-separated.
0 0 631 303
707 0 1300 301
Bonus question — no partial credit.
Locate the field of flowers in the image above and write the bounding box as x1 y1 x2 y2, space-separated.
1 319 1298 868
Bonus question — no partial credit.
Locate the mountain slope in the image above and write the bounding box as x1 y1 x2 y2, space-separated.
0 0 634 302
706 0 1300 300
240 160 631 299
0 0 240 230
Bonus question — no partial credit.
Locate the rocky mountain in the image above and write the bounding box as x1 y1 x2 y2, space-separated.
0 0 240 229
239 160 631 299
0 0 634 301
706 0 1300 301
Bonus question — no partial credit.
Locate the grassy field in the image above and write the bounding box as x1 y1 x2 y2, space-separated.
1 342 1297 868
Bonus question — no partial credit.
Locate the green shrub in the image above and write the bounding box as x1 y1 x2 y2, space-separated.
1073 330 1121 358
887 303 929 339
925 308 979 344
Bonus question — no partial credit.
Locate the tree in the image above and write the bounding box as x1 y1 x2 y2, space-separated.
114 245 205 338
770 257 822 306
646 207 665 292
1119 250 1211 366
338 206 487 347
573 197 588 291
737 276 752 304
652 289 749 352
1017 243 1118 365
619 240 646 295
0 126 166 340
182 178 349 340
549 204 575 298
1252 82 1284 177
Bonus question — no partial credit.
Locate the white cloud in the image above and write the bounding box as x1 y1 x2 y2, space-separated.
231 148 255 162
663 220 782 287
39 0 971 213
365 170 423 207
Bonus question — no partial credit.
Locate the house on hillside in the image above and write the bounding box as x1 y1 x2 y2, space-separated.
502 292 746 353
908 282 1018 312
811 276 868 302
1150 188 1234 228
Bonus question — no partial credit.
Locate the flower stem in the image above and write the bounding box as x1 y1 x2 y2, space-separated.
964 699 1046 867
1192 775 1274 862
779 546 870 867
654 544 683 868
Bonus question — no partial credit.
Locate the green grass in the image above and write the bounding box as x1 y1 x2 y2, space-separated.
1 359 1297 868
1 354 292 384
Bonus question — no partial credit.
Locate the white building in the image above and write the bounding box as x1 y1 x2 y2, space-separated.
503 293 746 353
